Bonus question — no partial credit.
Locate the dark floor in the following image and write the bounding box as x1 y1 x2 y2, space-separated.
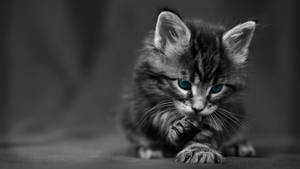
1 132 299 169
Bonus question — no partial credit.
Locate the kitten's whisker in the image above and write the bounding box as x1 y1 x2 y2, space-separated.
217 108 242 125
213 111 231 138
215 110 239 135
216 110 242 131
220 107 256 124
209 114 219 129
142 100 172 115
136 100 175 128
220 112 241 127
209 113 229 140
215 112 235 140
218 107 244 119
219 113 241 129
213 112 225 129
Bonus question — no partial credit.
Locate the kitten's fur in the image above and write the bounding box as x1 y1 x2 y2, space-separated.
121 11 256 164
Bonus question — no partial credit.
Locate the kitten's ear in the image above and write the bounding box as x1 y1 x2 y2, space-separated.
223 21 256 64
154 11 191 56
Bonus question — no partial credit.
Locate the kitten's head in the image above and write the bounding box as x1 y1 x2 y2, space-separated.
135 11 256 117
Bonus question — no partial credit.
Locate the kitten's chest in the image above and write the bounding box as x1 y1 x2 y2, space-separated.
199 116 223 132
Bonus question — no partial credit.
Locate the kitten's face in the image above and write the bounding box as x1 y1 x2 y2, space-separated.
173 78 227 116
136 11 255 117
157 43 237 117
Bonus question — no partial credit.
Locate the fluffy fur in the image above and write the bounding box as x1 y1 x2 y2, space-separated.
121 11 256 164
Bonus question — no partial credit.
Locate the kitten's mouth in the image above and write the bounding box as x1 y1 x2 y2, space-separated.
199 111 213 116
173 100 217 117
197 106 218 116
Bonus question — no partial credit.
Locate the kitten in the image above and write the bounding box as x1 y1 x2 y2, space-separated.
121 11 256 164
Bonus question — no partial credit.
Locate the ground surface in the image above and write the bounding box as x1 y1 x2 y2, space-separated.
0 133 299 169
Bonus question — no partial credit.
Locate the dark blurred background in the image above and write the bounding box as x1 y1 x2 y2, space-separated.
0 0 299 168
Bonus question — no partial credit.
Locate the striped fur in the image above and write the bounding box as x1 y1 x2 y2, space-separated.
120 11 256 163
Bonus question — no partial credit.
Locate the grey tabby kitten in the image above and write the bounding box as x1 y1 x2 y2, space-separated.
121 11 256 164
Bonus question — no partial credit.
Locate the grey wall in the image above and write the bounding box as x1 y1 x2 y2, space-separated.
0 0 299 144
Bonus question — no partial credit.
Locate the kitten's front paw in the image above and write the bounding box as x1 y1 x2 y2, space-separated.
175 143 223 164
222 141 256 157
167 117 199 145
138 147 164 159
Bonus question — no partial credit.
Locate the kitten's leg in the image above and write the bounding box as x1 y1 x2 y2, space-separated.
134 114 198 159
167 116 199 145
176 142 223 164
124 130 166 159
175 130 223 164
128 134 166 159
221 139 256 157
137 146 164 159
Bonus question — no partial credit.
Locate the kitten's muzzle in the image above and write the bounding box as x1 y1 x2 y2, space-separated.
192 107 204 114
192 99 206 114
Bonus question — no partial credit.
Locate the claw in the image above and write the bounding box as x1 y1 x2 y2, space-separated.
175 143 223 164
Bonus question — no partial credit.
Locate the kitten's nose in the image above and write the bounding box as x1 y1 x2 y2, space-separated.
192 107 203 113
192 99 206 113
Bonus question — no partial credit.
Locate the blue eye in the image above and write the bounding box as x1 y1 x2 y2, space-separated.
210 84 223 94
178 80 191 90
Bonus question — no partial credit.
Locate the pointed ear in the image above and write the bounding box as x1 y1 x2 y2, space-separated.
223 21 256 64
154 11 191 56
